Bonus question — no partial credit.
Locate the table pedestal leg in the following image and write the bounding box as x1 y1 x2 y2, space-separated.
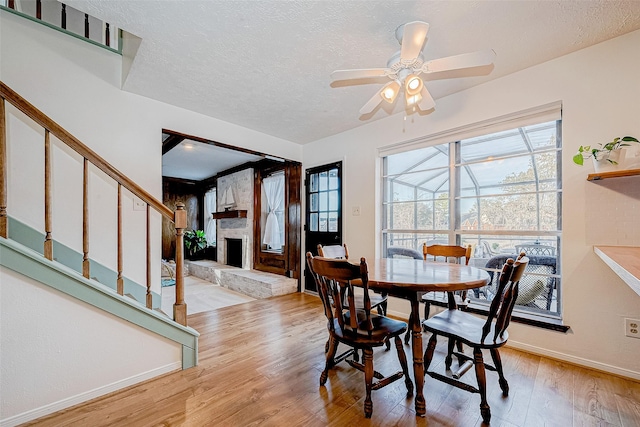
410 297 426 416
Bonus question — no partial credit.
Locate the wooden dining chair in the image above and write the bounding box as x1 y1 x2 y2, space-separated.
306 252 413 419
421 243 473 317
402 243 472 344
318 243 388 316
422 253 529 424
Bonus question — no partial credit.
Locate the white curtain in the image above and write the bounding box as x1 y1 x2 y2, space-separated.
262 173 285 250
204 188 216 246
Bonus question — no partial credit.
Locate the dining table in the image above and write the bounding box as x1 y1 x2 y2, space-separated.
367 257 491 417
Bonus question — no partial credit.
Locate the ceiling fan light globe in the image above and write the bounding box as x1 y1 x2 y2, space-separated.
380 81 400 103
405 74 423 96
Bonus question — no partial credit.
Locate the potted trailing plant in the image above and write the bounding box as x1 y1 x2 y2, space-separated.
573 136 639 172
184 229 207 259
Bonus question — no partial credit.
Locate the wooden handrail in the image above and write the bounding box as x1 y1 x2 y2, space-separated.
0 81 188 326
0 81 173 220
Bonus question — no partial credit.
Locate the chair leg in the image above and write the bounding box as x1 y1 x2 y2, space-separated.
424 299 431 321
473 347 491 423
321 336 338 386
423 333 438 372
363 347 374 418
377 297 388 316
455 340 465 365
445 337 456 370
394 335 414 397
404 311 413 345
490 348 509 396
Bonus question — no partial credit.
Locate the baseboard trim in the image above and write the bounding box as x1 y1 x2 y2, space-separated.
0 362 181 427
506 340 640 382
385 307 640 381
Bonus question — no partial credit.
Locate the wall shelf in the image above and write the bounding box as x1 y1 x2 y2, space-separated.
594 246 640 298
587 168 640 181
212 210 247 220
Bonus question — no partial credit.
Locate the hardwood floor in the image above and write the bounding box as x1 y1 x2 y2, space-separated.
26 293 640 426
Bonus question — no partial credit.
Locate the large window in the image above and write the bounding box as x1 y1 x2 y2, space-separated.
382 118 562 318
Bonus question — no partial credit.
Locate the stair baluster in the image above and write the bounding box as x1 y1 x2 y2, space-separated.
83 158 90 278
117 184 124 295
0 95 7 238
61 4 66 30
0 81 188 326
146 204 152 309
44 130 53 260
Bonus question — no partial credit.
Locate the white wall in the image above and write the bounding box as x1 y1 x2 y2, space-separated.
0 267 182 425
0 10 302 424
303 30 640 378
0 10 302 292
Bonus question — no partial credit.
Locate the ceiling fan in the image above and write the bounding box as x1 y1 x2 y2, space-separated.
330 21 496 115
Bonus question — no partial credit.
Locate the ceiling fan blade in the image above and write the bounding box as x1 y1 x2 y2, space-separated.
359 88 384 115
400 21 429 62
418 86 435 111
423 49 496 74
330 68 390 82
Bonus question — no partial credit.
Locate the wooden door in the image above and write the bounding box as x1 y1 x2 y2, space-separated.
253 161 302 286
304 162 342 292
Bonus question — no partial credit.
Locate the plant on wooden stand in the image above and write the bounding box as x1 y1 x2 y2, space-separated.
573 136 639 172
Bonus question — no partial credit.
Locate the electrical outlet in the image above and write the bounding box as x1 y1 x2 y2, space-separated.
352 206 361 216
133 198 146 211
625 318 640 339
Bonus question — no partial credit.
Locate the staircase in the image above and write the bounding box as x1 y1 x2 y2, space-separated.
0 80 199 426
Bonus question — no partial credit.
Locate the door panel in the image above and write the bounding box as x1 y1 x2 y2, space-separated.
305 161 342 292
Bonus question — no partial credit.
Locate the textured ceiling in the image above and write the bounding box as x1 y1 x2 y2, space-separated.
66 1 640 145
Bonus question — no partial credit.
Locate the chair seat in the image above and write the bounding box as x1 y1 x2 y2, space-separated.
334 313 407 346
422 309 508 349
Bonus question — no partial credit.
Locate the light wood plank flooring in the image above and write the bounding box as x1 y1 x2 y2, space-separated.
26 293 640 426
160 275 255 316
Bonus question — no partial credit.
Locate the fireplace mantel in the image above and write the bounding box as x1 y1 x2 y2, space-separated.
212 210 248 219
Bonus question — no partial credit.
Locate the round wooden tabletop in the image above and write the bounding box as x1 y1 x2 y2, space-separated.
367 258 490 294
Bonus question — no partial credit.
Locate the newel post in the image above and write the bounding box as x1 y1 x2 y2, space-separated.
173 202 187 326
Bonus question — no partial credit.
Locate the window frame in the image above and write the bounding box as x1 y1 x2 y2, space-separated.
380 109 563 324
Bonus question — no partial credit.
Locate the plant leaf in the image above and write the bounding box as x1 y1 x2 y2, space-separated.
622 136 639 143
573 153 584 165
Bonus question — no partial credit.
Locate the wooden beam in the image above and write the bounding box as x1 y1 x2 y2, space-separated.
162 134 186 155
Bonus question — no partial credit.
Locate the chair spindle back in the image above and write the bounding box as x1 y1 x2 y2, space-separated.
306 252 373 334
423 243 472 264
481 253 529 342
317 243 349 259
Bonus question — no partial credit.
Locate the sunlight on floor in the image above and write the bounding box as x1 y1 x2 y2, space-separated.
160 275 255 316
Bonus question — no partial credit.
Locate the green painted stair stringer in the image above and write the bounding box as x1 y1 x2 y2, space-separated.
0 237 199 369
7 216 161 308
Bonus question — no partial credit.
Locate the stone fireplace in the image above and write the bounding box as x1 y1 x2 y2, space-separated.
216 168 253 269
